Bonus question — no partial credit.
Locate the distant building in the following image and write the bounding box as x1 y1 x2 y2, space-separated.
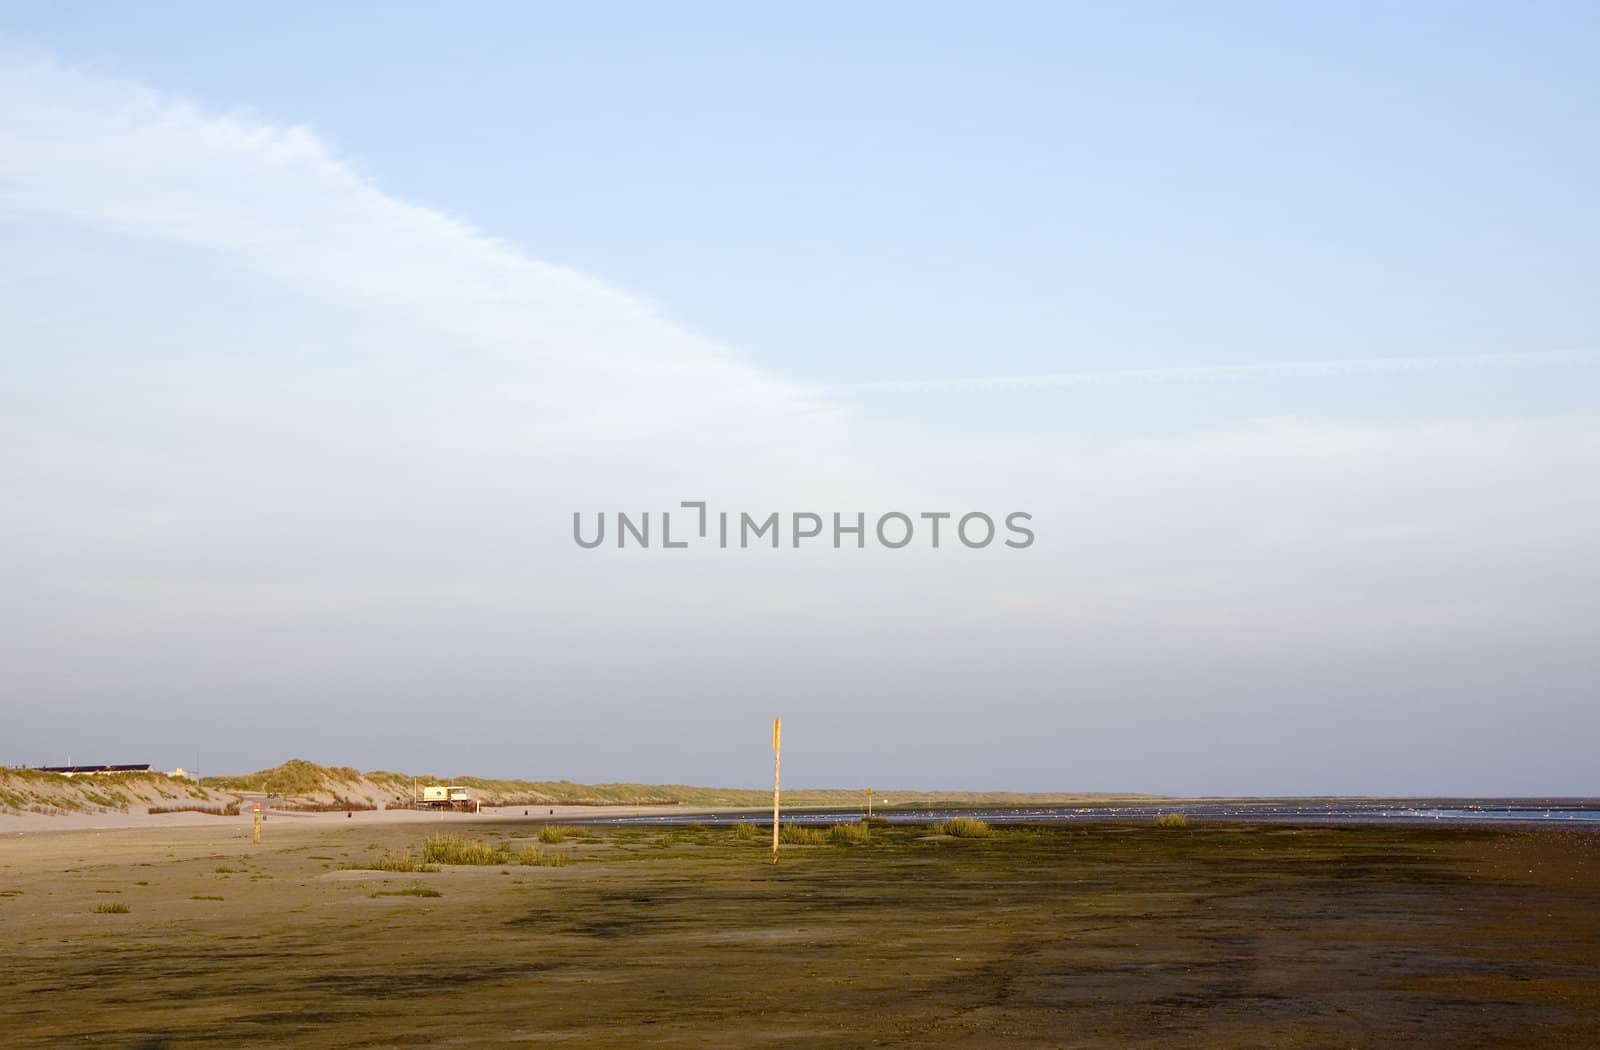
167 767 196 781
419 785 474 806
39 764 152 778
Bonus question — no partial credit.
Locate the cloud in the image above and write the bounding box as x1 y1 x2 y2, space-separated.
0 52 871 490
2 51 1596 792
831 349 1600 394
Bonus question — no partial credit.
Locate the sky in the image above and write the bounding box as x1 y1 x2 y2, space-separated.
1 4 1596 794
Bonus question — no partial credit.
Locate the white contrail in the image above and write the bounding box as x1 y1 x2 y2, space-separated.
831 348 1600 394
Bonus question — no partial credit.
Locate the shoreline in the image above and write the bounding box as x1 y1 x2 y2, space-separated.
9 794 1600 837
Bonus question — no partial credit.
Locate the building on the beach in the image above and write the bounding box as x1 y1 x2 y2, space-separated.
38 763 152 777
418 784 474 807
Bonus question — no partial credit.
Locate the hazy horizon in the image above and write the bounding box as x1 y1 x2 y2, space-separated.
3 5 1597 796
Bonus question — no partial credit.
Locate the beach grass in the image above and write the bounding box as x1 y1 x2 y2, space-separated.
422 834 507 866
829 821 872 845
931 817 992 838
357 850 439 873
778 824 825 846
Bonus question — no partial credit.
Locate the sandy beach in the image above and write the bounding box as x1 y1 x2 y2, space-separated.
3 814 1598 1048
0 802 738 836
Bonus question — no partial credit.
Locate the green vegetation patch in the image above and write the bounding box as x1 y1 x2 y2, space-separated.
512 844 572 867
829 822 872 845
931 817 992 838
201 758 363 795
778 824 826 846
422 834 508 866
342 851 439 874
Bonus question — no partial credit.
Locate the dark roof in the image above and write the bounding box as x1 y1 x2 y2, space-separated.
38 764 152 774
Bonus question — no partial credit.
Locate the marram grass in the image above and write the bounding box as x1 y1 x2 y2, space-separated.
829 821 872 845
931 817 992 838
421 834 506 866
513 845 569 867
343 851 438 873
778 824 826 846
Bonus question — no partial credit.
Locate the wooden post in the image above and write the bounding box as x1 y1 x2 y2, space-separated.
772 717 781 863
252 801 262 844
867 787 873 820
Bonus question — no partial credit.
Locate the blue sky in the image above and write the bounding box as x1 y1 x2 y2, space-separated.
1 5 1596 792
11 2 1597 390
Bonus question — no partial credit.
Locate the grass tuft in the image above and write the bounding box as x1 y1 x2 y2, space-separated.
514 844 571 867
385 851 440 872
93 901 130 914
778 824 825 846
732 822 759 841
537 825 570 844
422 833 508 866
829 822 872 845
190 895 225 901
1155 812 1189 829
931 817 992 839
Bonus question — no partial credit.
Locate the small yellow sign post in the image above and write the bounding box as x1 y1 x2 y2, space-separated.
252 801 262 844
867 787 873 820
771 717 781 863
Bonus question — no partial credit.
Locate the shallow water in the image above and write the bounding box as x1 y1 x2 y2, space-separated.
594 799 1600 827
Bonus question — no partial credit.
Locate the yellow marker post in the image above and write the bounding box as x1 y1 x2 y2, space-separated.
867 787 873 820
252 801 262 844
771 717 781 863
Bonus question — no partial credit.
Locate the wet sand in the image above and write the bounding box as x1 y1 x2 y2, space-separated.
2 817 1597 1047
0 802 748 835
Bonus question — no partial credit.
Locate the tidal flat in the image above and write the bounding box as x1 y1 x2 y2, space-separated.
2 819 1597 1047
